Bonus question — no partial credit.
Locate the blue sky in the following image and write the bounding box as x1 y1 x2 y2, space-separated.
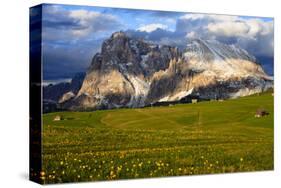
34 4 274 79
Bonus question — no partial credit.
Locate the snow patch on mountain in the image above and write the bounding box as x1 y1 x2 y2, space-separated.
126 75 150 107
159 88 194 102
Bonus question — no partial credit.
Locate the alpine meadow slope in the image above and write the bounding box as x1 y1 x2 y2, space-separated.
42 92 274 183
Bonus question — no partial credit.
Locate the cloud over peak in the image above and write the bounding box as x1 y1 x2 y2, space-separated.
175 13 274 57
137 23 169 32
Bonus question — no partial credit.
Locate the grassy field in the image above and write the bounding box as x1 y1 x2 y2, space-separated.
41 92 274 184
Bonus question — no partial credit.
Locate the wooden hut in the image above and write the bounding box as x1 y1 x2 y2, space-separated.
53 115 62 121
255 109 269 118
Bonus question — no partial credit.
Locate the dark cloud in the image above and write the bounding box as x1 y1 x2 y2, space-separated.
101 7 183 18
255 56 274 75
148 10 184 18
126 28 174 41
42 5 123 39
43 20 84 30
41 5 123 79
43 37 104 79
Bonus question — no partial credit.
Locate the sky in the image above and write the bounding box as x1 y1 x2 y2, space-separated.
33 4 274 79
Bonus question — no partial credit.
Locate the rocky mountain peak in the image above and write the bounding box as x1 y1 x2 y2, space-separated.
44 33 273 111
185 38 256 63
112 31 127 39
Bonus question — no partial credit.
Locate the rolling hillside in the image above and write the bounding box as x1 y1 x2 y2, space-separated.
42 92 273 183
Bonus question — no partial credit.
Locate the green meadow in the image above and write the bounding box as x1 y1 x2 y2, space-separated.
41 92 273 184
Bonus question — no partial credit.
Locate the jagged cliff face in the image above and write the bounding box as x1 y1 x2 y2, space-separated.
147 39 273 103
67 32 181 109
57 32 273 110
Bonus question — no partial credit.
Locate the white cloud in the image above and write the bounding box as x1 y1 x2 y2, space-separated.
43 5 122 39
71 27 92 37
206 18 273 39
176 13 273 57
68 9 121 37
180 13 238 22
207 21 250 37
246 19 273 36
166 18 177 24
180 14 206 20
138 23 168 32
69 9 117 24
185 31 198 39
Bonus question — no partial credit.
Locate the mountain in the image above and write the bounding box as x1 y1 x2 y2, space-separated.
47 32 273 111
147 39 272 102
61 31 180 110
43 72 85 103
